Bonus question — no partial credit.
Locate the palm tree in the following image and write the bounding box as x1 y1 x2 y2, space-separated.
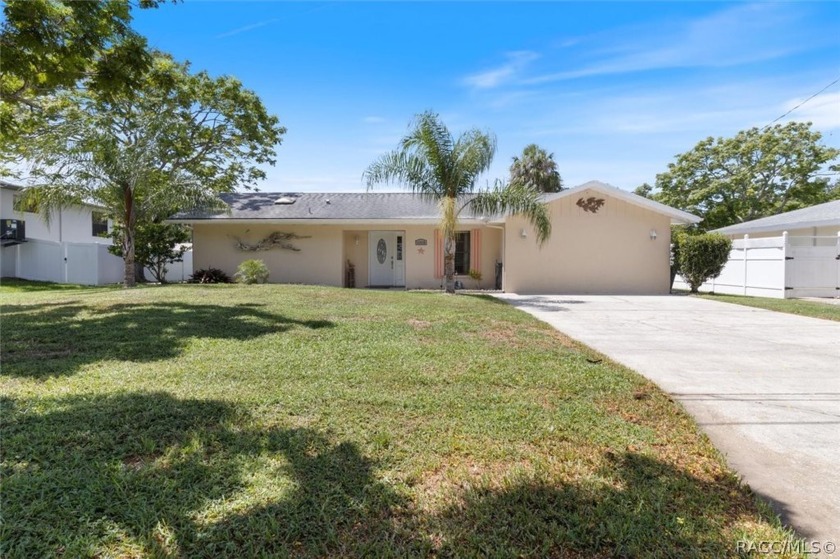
509 143 563 193
364 111 551 293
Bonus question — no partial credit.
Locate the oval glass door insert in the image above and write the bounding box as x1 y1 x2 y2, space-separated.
376 238 387 264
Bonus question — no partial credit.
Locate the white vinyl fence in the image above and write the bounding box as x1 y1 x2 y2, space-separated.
1 239 192 285
674 232 840 299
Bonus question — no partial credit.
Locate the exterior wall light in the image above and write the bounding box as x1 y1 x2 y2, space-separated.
520 228 527 238
649 229 658 240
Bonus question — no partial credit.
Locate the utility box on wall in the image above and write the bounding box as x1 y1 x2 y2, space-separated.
1 219 26 245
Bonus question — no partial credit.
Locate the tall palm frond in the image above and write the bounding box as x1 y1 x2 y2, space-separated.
364 111 550 293
363 151 439 199
471 181 552 245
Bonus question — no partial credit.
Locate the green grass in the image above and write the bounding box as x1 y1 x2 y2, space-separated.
694 292 840 322
1 281 802 558
0 276 121 294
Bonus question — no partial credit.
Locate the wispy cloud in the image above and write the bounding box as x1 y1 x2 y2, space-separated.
215 18 281 39
362 116 386 124
779 92 840 130
524 4 812 85
462 51 539 89
215 4 336 40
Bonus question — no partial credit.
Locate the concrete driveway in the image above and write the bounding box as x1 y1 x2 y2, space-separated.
496 294 840 543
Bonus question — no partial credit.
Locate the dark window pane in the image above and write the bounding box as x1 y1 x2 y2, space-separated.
454 231 470 275
91 211 109 237
13 196 39 213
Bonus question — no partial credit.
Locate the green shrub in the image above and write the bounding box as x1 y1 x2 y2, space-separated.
189 267 232 284
678 233 732 293
235 259 270 284
468 269 482 289
669 228 689 291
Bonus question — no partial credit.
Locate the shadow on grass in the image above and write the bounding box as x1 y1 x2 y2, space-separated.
1 393 783 558
432 451 766 558
0 392 419 558
0 301 333 378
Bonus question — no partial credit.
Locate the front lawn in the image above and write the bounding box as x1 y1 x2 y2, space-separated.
1 283 799 557
694 292 840 322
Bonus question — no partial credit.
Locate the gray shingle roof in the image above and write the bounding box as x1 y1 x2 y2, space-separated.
714 199 840 235
170 183 702 225
171 192 482 221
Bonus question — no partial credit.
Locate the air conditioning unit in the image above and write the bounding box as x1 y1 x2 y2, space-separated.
1 219 26 243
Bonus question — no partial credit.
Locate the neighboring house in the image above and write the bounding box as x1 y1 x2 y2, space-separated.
674 200 840 298
0 181 122 284
714 199 840 241
1 181 193 285
170 180 700 294
1 180 113 246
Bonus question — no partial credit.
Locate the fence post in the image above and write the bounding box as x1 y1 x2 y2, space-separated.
782 231 789 299
836 231 840 297
63 242 68 284
743 234 749 295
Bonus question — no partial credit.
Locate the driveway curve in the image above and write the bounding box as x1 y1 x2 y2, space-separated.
496 294 840 543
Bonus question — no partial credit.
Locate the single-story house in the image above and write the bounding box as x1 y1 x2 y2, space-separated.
170 180 700 294
714 199 840 243
674 200 840 298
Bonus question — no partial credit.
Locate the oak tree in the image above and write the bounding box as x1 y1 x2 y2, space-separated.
653 122 839 230
1 54 285 287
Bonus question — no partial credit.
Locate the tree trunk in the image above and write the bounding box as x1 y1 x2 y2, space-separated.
122 186 137 288
150 260 167 283
444 234 456 294
134 261 147 283
440 196 458 294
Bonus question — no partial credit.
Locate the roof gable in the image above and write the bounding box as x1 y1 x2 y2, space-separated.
543 181 701 225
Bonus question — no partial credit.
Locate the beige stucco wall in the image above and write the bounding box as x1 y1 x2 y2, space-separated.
502 189 673 294
192 222 502 289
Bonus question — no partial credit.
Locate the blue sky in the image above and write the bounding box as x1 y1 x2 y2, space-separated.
132 1 840 193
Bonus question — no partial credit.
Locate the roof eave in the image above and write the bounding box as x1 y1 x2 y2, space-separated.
167 217 490 226
714 218 840 236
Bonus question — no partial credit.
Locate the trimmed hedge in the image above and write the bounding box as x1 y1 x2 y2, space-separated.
679 233 732 293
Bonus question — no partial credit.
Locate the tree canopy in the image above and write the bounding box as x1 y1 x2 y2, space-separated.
652 122 839 230
509 144 564 193
364 111 550 293
1 54 285 287
1 0 171 134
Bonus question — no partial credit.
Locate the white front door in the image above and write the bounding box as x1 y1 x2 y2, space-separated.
369 231 405 287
